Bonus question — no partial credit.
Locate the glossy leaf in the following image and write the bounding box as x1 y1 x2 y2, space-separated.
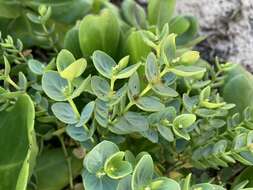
76 101 95 127
104 151 132 179
66 125 90 142
51 103 78 124
28 59 45 75
173 114 196 128
137 96 165 112
169 65 206 78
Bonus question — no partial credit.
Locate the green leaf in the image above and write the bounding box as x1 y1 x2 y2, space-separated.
51 103 78 124
28 59 45 75
151 177 180 190
161 33 177 63
0 94 37 190
148 0 176 30
125 30 151 63
66 125 90 142
104 151 132 179
122 0 147 29
82 169 118 190
60 58 87 81
42 71 68 101
128 72 141 101
157 125 174 142
33 148 82 190
117 175 132 190
64 25 83 58
0 2 21 18
94 99 110 128
172 127 190 141
132 154 154 190
180 51 200 65
91 76 110 101
137 96 165 112
92 50 116 79
169 65 206 78
145 52 159 83
84 141 119 174
76 101 95 127
173 114 196 128
110 112 148 134
71 75 91 98
169 16 190 36
56 49 76 73
79 9 120 58
115 63 142 79
152 83 178 97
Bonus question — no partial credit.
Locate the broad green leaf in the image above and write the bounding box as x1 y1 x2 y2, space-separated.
28 59 45 75
60 58 87 81
110 112 148 134
117 175 132 190
64 25 83 58
125 30 151 63
148 0 176 30
84 141 119 174
71 75 91 98
137 96 165 112
152 83 178 97
0 2 21 18
161 33 177 63
56 49 75 73
76 101 95 127
157 125 174 142
173 114 196 128
151 177 180 190
104 151 132 179
195 108 217 118
66 125 90 142
82 169 118 190
172 127 190 140
141 128 159 143
115 63 141 79
0 94 37 190
180 51 200 65
51 102 78 124
91 76 110 101
122 0 147 29
183 94 198 112
169 16 190 36
94 99 110 128
42 71 69 101
33 148 82 190
199 86 211 102
132 154 154 190
79 9 120 58
145 52 159 83
116 56 129 71
169 65 206 78
18 72 27 91
128 72 141 101
92 50 116 79
222 65 253 113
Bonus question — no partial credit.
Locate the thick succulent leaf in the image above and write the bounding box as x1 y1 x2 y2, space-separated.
66 125 91 142
33 148 82 190
28 59 45 75
0 94 37 190
152 83 178 97
117 175 132 190
158 125 174 142
42 71 68 101
169 65 206 78
104 151 132 179
132 154 154 190
76 101 95 127
122 0 147 29
222 65 253 113
71 75 91 98
128 72 141 100
148 0 176 30
136 96 165 112
145 52 159 83
115 63 141 79
51 102 78 124
172 127 190 141
79 9 120 58
64 26 83 58
169 16 190 36
91 76 110 101
173 114 196 128
82 169 118 190
60 58 87 81
150 177 180 190
161 33 176 63
141 128 159 143
56 49 76 73
84 141 119 174
125 30 151 63
92 50 116 79
110 112 148 134
94 99 110 128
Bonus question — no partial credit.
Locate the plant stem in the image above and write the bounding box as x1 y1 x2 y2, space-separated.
7 77 20 90
42 24 58 53
58 136 74 190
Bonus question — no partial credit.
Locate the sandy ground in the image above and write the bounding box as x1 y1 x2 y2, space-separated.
175 0 253 70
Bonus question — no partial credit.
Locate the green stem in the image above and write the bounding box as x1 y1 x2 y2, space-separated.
110 77 115 91
58 136 74 190
42 24 58 53
7 77 20 90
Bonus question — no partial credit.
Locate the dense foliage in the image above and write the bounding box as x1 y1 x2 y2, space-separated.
1 0 253 190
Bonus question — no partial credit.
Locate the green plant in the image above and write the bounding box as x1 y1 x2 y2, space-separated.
1 0 253 190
